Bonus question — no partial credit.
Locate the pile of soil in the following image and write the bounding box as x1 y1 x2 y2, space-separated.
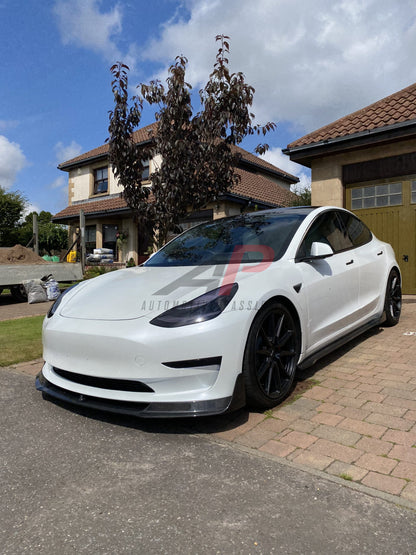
0 245 50 265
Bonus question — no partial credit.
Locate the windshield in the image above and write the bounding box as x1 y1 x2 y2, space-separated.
145 212 307 267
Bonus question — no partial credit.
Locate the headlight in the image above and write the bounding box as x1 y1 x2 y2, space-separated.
150 283 238 328
47 284 78 318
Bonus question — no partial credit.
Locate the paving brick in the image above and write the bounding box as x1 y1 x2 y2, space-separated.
308 438 362 464
366 412 413 431
382 429 416 446
355 453 397 474
291 450 333 471
259 440 296 458
389 445 416 465
287 397 322 412
380 387 416 401
326 461 368 482
355 436 393 457
228 412 266 437
337 418 387 439
356 392 386 404
336 396 366 409
301 386 334 401
361 472 406 495
259 418 289 434
380 379 415 390
356 376 382 386
234 428 277 449
319 377 356 390
382 396 416 411
338 407 371 421
267 408 299 423
324 371 357 381
391 461 416 482
404 410 416 422
355 382 383 393
317 402 343 414
311 412 344 427
313 424 361 446
279 430 318 449
362 401 407 418
287 418 319 434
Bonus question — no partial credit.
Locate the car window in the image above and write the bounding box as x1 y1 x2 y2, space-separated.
337 211 372 248
297 211 353 258
145 212 307 266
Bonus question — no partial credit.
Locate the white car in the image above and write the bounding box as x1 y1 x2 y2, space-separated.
36 206 401 417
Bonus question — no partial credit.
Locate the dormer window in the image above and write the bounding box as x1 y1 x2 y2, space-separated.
94 167 108 194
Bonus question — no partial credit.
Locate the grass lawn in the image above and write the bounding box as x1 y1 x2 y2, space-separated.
0 315 44 367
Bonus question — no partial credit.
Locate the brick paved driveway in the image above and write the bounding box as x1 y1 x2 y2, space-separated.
8 299 416 507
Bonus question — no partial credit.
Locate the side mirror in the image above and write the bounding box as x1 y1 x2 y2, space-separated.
310 241 333 259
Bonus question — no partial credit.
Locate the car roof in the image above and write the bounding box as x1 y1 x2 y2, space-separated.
240 206 317 219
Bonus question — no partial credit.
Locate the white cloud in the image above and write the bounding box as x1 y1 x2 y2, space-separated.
23 203 41 218
0 135 27 190
53 0 134 66
49 176 66 190
54 140 82 164
261 147 311 191
143 0 416 134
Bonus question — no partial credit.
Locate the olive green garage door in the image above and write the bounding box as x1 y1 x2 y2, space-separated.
346 178 416 294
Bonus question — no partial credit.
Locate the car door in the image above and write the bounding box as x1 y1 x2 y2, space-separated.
339 211 386 318
295 210 360 352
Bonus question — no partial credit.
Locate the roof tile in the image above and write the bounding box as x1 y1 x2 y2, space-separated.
288 82 416 149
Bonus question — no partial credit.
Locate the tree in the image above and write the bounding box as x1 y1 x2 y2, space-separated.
108 35 276 245
289 185 311 206
18 211 68 255
0 186 26 246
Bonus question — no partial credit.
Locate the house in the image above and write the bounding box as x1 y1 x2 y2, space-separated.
284 82 416 294
54 122 299 263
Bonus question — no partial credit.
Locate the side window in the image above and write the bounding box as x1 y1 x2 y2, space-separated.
338 212 372 248
297 211 353 258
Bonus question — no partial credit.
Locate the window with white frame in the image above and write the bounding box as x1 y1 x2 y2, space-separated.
351 183 402 210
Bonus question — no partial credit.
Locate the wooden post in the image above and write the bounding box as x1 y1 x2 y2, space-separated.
80 210 86 272
33 213 39 255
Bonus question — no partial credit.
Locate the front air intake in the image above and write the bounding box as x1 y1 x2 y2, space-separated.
53 368 155 393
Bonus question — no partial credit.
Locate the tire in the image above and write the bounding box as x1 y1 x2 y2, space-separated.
243 301 300 409
383 269 402 327
10 284 27 302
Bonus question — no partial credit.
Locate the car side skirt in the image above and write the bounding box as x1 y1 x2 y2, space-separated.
298 316 381 370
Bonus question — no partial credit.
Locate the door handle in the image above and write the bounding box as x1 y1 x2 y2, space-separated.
403 255 409 262
346 259 354 265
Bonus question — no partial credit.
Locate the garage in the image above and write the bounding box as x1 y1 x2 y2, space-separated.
284 82 416 294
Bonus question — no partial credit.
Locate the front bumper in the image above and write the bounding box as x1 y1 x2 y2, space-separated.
36 370 245 418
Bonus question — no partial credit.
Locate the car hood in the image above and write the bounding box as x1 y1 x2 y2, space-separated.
60 264 253 321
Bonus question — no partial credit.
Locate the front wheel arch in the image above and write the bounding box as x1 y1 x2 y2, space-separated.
242 296 302 410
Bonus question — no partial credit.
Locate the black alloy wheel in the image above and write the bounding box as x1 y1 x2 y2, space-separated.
383 269 402 327
243 301 300 409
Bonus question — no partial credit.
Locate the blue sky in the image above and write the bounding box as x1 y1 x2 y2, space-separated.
1 0 416 216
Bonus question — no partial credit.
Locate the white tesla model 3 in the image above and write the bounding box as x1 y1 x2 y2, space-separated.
36 206 401 417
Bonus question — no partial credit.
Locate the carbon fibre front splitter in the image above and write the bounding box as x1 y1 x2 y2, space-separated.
35 371 242 418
